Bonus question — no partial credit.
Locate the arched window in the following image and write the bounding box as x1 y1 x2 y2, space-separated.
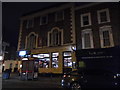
48 27 63 46
26 32 37 50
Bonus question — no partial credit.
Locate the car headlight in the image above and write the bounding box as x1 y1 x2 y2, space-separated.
116 74 120 77
61 80 64 83
68 75 71 77
23 73 26 75
114 75 117 79
114 74 120 79
72 78 75 81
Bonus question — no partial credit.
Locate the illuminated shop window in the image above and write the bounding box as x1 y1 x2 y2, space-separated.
32 54 38 58
38 53 50 68
63 52 72 68
52 52 59 68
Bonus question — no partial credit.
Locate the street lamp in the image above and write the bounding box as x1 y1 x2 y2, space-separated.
71 45 76 51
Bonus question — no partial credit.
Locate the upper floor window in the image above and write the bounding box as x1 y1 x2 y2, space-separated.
48 27 63 46
99 26 114 48
26 32 37 50
26 19 34 29
97 8 110 24
81 29 94 49
40 15 48 25
55 10 64 22
81 13 91 27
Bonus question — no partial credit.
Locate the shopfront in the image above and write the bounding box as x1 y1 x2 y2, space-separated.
31 45 77 74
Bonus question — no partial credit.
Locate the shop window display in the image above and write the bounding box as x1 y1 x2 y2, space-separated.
52 52 59 68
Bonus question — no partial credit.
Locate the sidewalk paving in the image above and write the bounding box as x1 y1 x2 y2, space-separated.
2 73 63 88
3 72 63 81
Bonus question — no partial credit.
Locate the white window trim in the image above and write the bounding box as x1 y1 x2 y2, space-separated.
55 10 64 22
99 26 114 48
40 15 48 25
81 29 94 49
48 32 50 47
81 13 92 27
25 36 28 49
97 8 110 24
47 27 63 47
26 19 34 29
25 32 38 49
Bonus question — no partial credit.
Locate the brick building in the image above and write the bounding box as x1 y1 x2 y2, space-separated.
75 2 120 50
17 2 120 74
17 3 76 74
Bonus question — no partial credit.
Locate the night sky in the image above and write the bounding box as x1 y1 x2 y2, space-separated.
2 2 60 49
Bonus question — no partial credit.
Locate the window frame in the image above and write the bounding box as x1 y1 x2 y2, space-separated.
48 27 63 47
51 52 59 68
38 53 50 68
26 19 34 29
99 26 114 48
97 8 110 24
81 13 92 27
25 32 38 50
63 51 72 68
40 15 48 25
81 29 94 49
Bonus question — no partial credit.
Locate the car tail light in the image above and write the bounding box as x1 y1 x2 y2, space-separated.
63 74 70 78
63 75 67 78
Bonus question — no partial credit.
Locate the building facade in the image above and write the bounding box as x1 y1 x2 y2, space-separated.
2 42 19 72
17 2 120 74
17 3 76 74
75 2 120 50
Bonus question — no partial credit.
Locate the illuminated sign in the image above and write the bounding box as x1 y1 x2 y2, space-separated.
19 51 26 56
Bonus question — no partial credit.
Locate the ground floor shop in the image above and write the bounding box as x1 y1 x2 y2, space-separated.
30 45 77 74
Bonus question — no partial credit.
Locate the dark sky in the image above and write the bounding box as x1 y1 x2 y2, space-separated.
2 2 60 49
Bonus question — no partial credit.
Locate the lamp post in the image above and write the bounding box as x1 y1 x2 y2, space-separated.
71 45 76 51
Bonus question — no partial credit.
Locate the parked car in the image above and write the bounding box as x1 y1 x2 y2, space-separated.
61 69 120 89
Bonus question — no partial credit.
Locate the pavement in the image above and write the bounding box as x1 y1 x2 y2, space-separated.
2 73 63 89
0 73 2 78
